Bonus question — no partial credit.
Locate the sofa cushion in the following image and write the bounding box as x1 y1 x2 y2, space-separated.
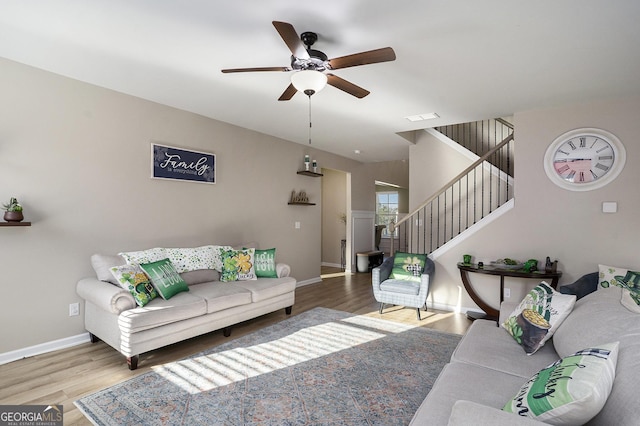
118 291 207 333
410 362 526 426
180 269 220 286
390 252 427 283
451 319 560 379
220 248 256 282
109 264 158 307
502 282 575 355
188 282 252 314
503 342 618 425
253 248 278 278
234 277 297 303
139 258 190 300
91 253 126 284
553 287 640 426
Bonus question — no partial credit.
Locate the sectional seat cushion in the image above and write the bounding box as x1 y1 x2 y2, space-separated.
234 277 297 303
180 269 220 285
379 279 421 295
451 319 560 379
188 282 252 314
553 287 640 426
118 291 207 333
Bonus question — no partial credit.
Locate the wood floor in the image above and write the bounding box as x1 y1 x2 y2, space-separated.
0 267 471 425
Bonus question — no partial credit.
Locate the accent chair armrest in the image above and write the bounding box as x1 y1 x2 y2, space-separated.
447 401 547 426
276 263 291 278
76 277 136 314
372 256 394 289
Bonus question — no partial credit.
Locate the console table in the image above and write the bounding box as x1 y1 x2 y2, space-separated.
457 262 562 321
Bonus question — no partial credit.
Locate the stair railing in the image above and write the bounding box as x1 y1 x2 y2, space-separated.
388 132 514 256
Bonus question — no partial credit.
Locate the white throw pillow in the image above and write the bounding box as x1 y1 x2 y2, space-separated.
165 246 216 273
503 341 619 425
502 281 576 355
119 247 167 265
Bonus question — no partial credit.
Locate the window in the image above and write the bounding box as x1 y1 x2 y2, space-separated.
376 192 398 237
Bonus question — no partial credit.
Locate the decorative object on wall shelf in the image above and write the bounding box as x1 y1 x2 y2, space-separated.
304 155 310 171
3 197 24 222
288 190 315 205
312 159 318 173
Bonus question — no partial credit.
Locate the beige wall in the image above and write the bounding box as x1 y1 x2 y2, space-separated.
0 58 407 355
321 168 347 266
411 96 640 312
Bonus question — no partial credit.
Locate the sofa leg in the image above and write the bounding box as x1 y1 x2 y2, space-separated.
127 355 139 370
379 302 385 314
223 326 232 337
285 306 292 315
89 333 100 344
416 308 422 321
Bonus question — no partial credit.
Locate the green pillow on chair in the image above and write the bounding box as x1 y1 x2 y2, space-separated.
390 252 427 283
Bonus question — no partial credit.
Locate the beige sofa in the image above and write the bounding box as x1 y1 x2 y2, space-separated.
76 251 296 370
410 276 640 425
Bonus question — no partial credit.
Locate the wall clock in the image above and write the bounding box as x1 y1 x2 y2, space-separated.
543 128 626 191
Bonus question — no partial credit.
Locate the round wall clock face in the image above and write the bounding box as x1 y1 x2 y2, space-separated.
543 128 626 191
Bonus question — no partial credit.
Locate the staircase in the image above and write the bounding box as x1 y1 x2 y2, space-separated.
388 118 514 255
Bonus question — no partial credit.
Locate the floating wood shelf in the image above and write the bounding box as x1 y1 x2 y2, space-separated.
297 170 323 177
288 202 316 206
0 222 31 227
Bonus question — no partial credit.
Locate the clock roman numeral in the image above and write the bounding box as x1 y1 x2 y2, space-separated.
557 164 570 174
595 163 610 172
567 171 576 180
558 149 570 156
578 172 586 182
598 155 613 160
590 138 599 148
596 146 611 153
568 141 577 150
579 137 586 147
591 170 598 179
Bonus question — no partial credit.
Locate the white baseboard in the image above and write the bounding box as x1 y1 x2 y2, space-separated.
0 333 91 366
428 300 485 317
296 276 322 287
321 262 343 268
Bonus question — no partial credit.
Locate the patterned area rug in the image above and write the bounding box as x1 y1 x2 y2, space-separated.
75 307 461 425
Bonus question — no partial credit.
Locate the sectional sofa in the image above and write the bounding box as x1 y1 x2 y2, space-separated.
76 245 296 370
410 272 639 425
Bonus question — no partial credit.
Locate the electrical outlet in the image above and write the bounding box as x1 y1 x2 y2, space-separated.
504 288 511 299
295 221 301 229
69 302 80 316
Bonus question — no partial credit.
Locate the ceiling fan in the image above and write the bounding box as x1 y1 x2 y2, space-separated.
221 21 396 100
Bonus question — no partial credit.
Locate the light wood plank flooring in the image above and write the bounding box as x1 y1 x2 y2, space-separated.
0 267 471 425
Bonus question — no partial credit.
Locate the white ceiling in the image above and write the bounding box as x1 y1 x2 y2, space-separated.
1 1 639 162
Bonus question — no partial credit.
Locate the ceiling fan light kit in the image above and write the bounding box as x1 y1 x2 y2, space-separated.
290 70 327 96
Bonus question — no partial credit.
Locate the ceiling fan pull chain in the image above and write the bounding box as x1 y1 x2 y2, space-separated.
308 95 312 144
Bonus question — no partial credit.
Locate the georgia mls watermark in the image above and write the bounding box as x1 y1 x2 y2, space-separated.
0 405 63 426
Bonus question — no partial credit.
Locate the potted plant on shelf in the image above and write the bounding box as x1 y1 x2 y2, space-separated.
3 197 24 222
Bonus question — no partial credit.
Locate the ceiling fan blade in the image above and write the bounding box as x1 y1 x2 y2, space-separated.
328 47 396 70
326 74 370 98
221 66 290 73
272 21 309 59
278 83 298 101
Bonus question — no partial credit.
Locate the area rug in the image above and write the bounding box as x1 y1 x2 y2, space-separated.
75 307 461 425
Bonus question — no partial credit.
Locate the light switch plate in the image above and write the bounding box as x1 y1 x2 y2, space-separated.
602 202 617 213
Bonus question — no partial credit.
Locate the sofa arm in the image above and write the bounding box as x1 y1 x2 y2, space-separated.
276 263 291 278
447 401 546 426
77 277 136 314
499 301 519 324
372 256 394 290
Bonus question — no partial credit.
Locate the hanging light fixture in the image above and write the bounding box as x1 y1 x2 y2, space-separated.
291 70 327 145
290 70 327 96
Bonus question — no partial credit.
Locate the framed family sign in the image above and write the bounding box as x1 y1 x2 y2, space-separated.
151 143 216 184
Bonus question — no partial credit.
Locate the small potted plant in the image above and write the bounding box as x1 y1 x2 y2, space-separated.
3 197 24 222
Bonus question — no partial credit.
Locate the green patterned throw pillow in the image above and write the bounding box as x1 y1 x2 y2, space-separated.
110 264 158 307
615 270 640 306
598 264 629 290
502 282 576 355
503 342 618 424
390 252 427 283
219 248 256 282
139 258 189 300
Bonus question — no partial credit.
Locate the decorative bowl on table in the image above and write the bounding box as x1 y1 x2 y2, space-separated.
490 259 524 270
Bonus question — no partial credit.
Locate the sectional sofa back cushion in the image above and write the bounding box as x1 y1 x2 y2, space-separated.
553 287 640 426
